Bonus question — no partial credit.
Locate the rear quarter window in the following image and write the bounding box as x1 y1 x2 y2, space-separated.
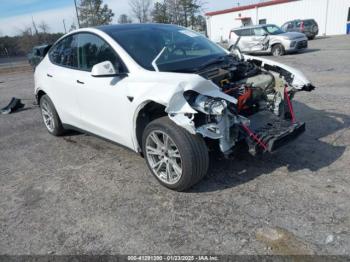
304 20 317 26
49 35 78 68
234 28 252 36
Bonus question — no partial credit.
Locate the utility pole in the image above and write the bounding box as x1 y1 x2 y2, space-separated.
324 0 329 36
74 0 81 28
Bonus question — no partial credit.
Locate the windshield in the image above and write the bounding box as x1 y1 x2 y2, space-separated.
108 25 226 72
263 25 285 35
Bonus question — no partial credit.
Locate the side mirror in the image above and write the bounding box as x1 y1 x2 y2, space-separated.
91 61 118 77
230 46 243 61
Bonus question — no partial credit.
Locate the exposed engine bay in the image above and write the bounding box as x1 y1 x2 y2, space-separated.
181 54 315 156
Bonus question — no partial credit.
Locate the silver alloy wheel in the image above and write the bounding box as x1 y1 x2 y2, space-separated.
41 100 55 132
145 130 183 185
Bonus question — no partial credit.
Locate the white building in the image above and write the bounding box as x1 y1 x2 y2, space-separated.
206 0 350 42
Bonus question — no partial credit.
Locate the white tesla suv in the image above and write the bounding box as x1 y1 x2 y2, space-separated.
34 24 315 191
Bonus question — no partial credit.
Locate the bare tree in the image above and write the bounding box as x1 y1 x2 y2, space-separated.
118 14 132 24
31 17 39 36
18 25 36 53
129 0 152 23
69 22 77 32
38 21 50 34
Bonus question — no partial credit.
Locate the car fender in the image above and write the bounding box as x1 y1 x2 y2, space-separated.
243 55 314 90
269 38 283 48
131 73 237 150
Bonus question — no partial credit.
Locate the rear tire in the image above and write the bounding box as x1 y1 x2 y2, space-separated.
271 44 285 56
39 95 65 136
142 117 209 191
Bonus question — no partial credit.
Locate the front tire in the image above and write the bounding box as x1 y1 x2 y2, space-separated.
271 44 285 56
39 95 65 136
142 117 209 191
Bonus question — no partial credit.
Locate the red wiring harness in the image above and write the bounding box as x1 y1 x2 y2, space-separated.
284 86 296 123
241 124 268 151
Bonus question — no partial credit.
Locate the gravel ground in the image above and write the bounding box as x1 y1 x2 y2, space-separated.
0 35 349 255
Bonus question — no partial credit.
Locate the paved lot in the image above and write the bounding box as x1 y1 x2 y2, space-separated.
0 36 350 255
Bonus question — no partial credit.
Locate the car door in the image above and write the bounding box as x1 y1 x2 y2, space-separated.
74 32 134 148
250 27 268 52
287 22 295 32
237 28 254 52
46 34 81 125
294 21 302 33
281 22 290 32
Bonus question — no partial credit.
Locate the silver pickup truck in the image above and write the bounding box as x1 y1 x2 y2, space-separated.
228 24 308 56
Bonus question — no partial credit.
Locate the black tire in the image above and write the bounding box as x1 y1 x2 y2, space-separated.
39 95 65 136
308 35 316 40
142 116 209 191
271 44 285 56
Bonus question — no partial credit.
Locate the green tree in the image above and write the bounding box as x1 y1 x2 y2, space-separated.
152 2 169 24
178 0 202 28
152 0 204 30
78 0 114 27
118 14 132 24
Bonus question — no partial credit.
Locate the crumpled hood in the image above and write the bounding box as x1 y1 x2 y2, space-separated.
165 78 237 114
128 71 237 115
277 32 307 40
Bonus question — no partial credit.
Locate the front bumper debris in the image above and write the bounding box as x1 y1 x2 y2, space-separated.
243 111 305 155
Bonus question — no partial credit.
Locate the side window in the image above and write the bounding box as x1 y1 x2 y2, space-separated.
236 29 252 36
77 33 124 72
304 20 311 26
49 35 78 68
281 23 288 31
287 22 294 30
253 28 266 36
35 48 40 56
246 29 253 36
259 19 267 25
233 30 242 36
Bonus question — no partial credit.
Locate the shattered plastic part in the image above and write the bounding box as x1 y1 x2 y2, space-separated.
139 54 313 154
197 124 222 139
244 55 313 90
168 114 196 135
1 97 25 115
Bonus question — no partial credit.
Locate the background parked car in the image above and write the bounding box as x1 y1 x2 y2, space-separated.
228 24 308 56
27 44 51 69
281 19 319 40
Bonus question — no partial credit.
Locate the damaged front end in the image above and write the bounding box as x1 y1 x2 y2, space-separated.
166 54 315 156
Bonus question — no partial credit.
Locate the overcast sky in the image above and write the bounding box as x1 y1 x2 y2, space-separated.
0 0 262 36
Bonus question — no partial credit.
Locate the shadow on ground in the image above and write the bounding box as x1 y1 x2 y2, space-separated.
52 100 348 194
191 101 349 192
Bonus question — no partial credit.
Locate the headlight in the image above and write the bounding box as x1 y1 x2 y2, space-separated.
290 41 296 47
207 99 227 115
191 95 227 115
